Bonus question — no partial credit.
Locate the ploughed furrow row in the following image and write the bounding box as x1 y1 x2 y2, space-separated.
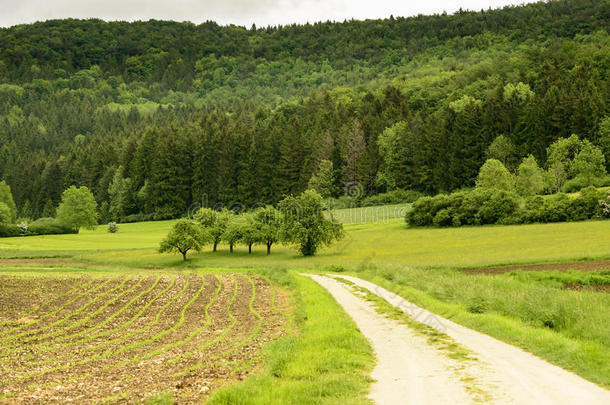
0 275 87 333
0 277 97 337
0 276 163 373
0 273 287 404
0 276 124 347
0 276 146 358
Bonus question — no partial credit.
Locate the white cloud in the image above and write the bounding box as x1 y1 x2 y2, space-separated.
0 0 541 28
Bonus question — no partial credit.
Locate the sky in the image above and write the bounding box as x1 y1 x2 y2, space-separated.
0 0 540 28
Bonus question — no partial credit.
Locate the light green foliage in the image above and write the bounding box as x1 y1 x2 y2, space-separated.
449 95 481 113
0 181 17 223
486 135 517 169
546 134 583 191
253 206 282 254
194 208 232 252
159 219 208 260
377 121 407 190
56 186 98 232
503 82 535 103
516 155 544 196
307 160 335 199
598 116 610 169
239 213 260 254
222 219 244 253
572 140 606 186
0 202 12 224
279 190 344 256
476 159 514 191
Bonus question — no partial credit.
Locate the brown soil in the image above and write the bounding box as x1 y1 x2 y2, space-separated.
461 260 610 275
563 283 610 293
0 273 288 404
0 258 75 265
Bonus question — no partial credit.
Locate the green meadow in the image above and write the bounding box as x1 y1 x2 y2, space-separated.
1 213 609 270
1 206 610 398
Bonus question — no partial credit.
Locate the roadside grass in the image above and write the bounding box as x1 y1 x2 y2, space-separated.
205 273 374 405
346 266 610 388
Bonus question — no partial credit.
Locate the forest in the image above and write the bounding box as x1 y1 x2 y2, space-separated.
0 0 608 222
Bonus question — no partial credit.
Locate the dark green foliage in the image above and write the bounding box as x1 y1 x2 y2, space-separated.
0 223 21 237
0 2 608 219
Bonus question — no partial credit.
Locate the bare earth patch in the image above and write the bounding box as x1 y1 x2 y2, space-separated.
0 273 287 404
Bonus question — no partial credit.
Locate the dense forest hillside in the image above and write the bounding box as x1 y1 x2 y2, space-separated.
0 0 609 221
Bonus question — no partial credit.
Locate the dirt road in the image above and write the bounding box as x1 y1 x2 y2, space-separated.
306 274 610 404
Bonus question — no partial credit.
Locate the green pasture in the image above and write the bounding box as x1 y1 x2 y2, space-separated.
1 214 609 270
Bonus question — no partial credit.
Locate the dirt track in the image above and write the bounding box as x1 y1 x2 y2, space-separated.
308 274 610 404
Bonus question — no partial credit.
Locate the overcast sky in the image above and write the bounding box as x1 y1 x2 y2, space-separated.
1 0 540 28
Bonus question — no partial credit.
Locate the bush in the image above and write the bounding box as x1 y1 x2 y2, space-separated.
108 222 119 233
0 223 21 237
28 217 77 235
361 189 423 206
476 190 520 225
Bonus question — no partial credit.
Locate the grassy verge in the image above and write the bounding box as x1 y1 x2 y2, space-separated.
205 272 374 405
346 266 610 388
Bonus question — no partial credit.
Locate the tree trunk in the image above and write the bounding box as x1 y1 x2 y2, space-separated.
213 241 218 252
267 242 271 255
230 243 233 253
182 251 187 261
248 244 252 254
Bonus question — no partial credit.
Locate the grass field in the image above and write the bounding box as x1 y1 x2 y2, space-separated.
1 205 609 401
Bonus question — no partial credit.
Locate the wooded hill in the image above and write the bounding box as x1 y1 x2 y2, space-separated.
0 0 608 221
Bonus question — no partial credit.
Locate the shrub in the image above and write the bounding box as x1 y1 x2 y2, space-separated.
476 190 520 225
361 189 423 206
0 223 21 237
539 194 571 222
108 222 119 233
28 217 77 235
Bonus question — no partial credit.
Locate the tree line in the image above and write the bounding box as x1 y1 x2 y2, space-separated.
160 190 344 260
0 1 608 221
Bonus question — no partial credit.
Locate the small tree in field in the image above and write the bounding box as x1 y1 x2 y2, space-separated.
222 220 243 253
240 213 260 254
56 186 98 232
253 206 281 255
160 219 208 261
279 190 344 256
476 159 514 192
194 208 231 252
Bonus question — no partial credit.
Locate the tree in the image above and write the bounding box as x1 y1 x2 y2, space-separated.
56 186 98 232
486 135 517 169
572 140 606 186
598 116 610 170
279 190 344 256
222 219 243 253
253 206 281 255
515 155 544 196
0 203 12 224
0 181 17 223
194 208 231 252
308 160 336 198
546 134 583 192
159 219 208 261
475 159 514 192
108 166 133 221
240 213 260 254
